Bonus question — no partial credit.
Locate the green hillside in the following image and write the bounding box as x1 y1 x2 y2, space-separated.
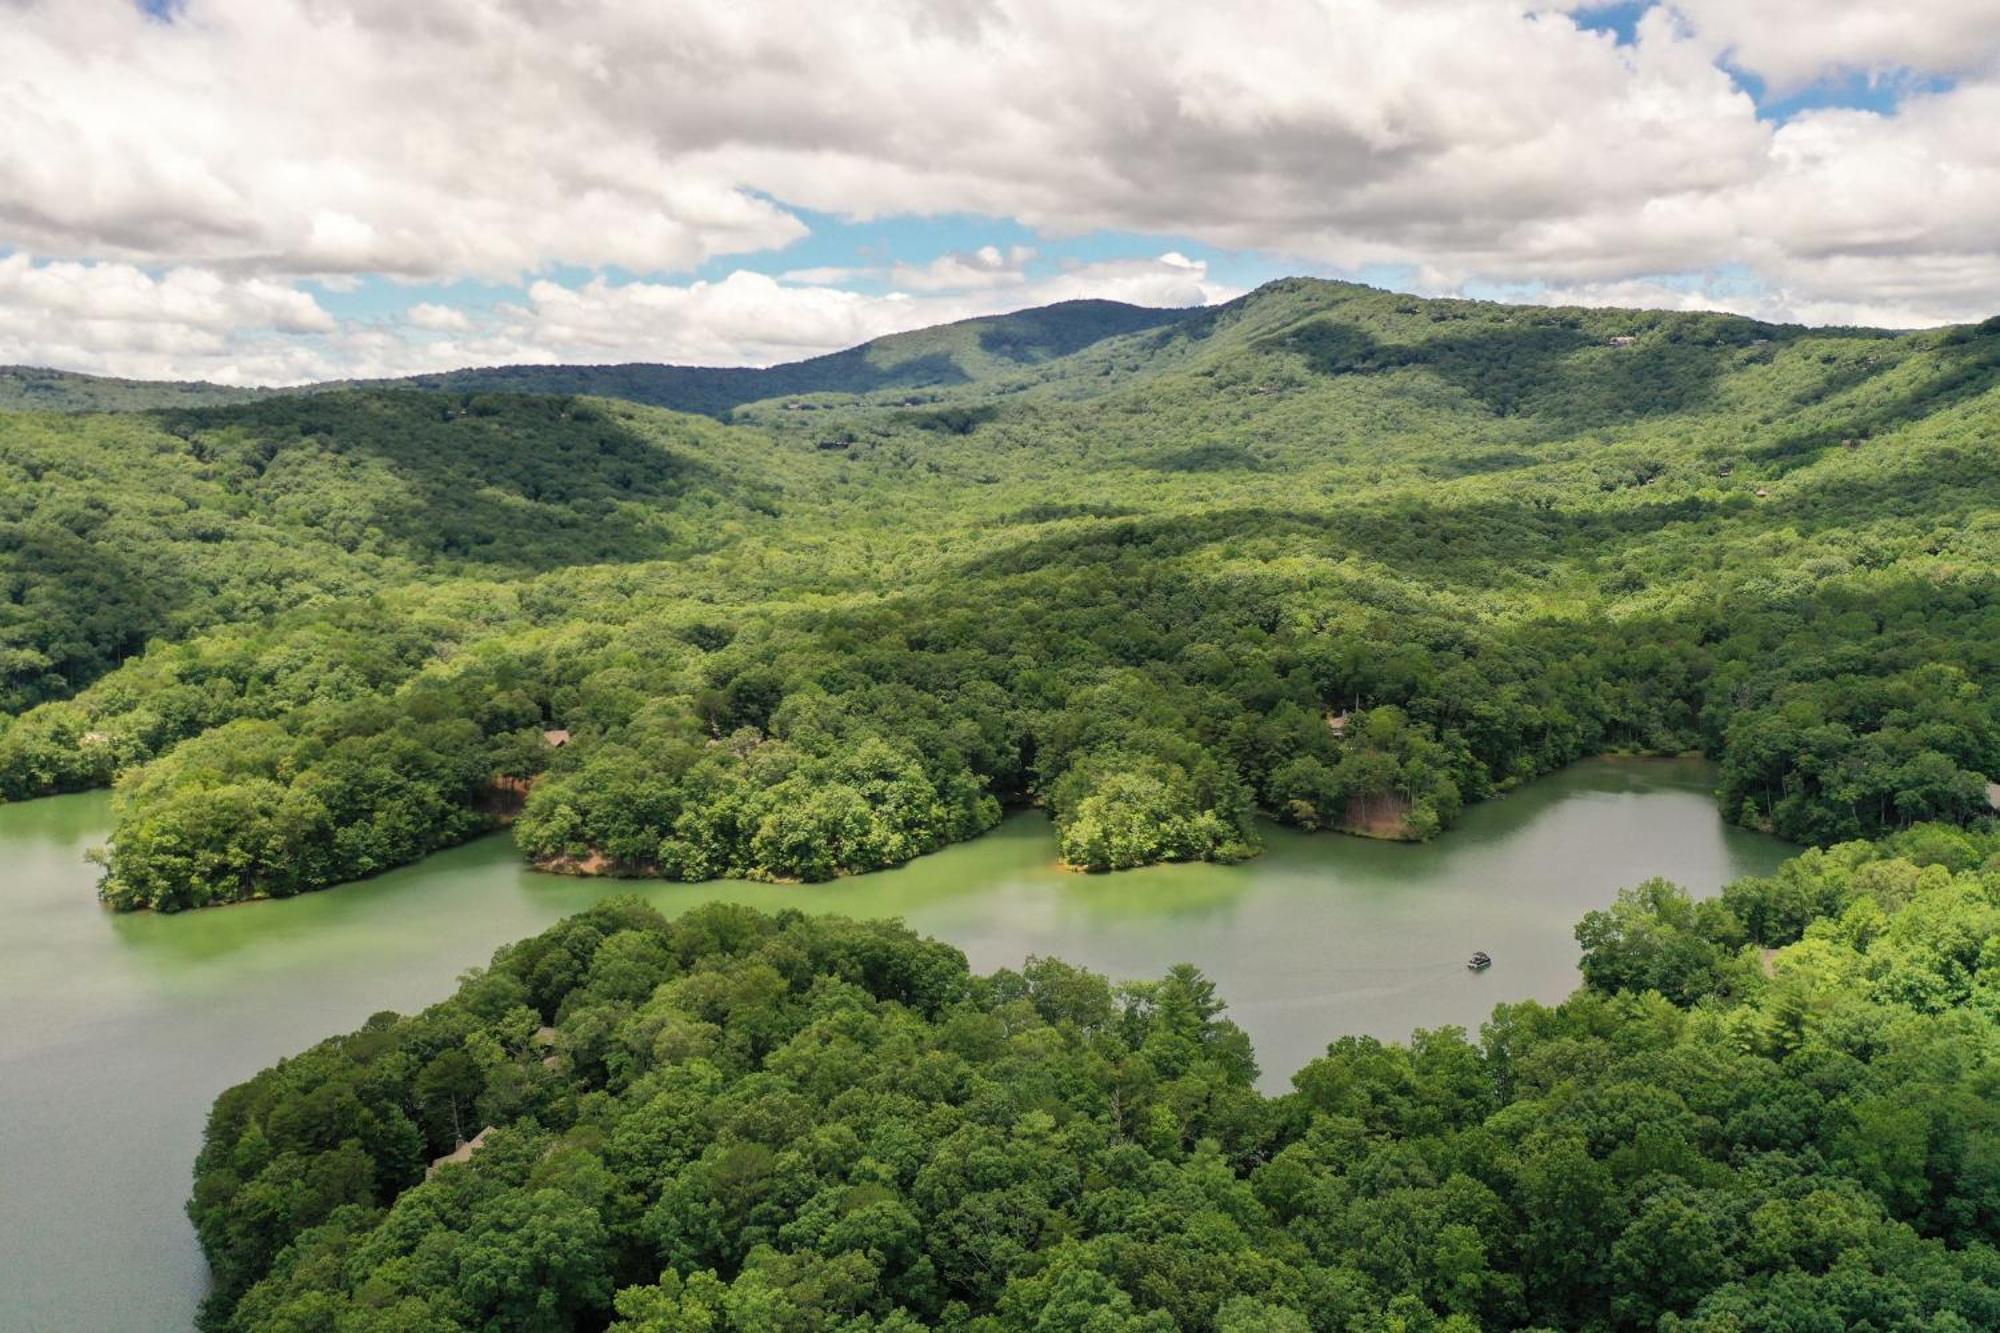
1 279 1996 910
0 391 780 715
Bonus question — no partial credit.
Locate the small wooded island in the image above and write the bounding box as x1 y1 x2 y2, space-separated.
2 282 1995 912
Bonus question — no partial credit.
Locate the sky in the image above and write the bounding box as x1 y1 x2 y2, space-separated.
5 1 2000 384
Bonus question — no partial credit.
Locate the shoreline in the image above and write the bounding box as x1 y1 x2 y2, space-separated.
78 752 1741 911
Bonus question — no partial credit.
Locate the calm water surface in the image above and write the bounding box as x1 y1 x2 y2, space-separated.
0 757 1790 1331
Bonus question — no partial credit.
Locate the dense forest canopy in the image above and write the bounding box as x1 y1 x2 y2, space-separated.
2 279 1998 909
190 823 2000 1331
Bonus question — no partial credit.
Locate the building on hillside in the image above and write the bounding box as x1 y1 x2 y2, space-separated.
425 1127 497 1179
543 728 571 748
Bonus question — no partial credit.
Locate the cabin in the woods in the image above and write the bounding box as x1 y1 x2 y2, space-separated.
543 728 571 748
1607 336 1637 348
425 1126 496 1179
1327 711 1352 738
79 731 110 748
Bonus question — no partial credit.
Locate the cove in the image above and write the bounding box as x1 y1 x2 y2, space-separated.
0 757 1790 1331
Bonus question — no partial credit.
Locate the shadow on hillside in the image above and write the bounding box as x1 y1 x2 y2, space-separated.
1745 332 2000 472
1140 442 1271 474
963 422 1999 599
962 493 1729 592
1263 317 1739 431
0 520 171 709
974 303 1188 363
386 354 971 420
1764 448 2000 536
152 390 753 573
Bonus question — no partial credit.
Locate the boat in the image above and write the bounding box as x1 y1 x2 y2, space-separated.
1467 951 1492 972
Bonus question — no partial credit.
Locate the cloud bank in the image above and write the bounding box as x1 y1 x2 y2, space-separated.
4 1 1999 380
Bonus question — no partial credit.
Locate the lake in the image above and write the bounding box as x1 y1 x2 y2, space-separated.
0 757 1791 1331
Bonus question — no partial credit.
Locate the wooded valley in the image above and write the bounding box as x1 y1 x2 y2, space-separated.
2 279 1996 910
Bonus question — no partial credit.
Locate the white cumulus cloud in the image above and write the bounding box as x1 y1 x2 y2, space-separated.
405 302 472 332
0 254 336 382
1658 0 2000 89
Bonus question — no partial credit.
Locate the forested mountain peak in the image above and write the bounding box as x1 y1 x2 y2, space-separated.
363 297 1192 416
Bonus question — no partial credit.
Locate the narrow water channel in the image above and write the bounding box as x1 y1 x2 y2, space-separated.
0 758 1791 1331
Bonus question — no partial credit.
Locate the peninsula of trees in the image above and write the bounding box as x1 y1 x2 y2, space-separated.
1 280 1996 909
191 822 2000 1330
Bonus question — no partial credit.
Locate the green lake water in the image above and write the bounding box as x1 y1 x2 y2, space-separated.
0 757 1791 1331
